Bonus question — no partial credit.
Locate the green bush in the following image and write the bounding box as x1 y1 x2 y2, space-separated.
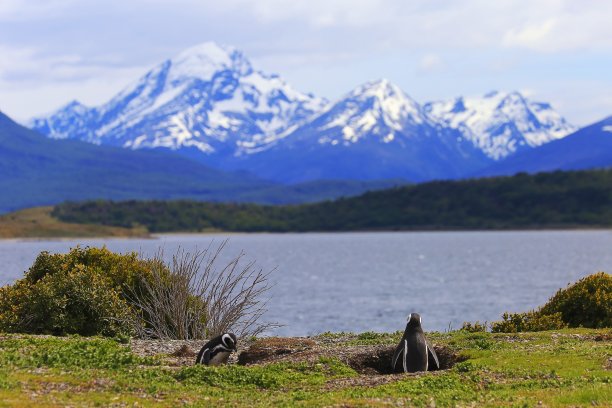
492 272 611 333
0 246 163 336
539 272 611 329
490 311 566 333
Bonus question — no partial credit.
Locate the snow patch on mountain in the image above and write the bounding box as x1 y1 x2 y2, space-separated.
424 91 576 160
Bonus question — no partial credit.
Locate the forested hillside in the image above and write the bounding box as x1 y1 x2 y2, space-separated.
52 169 612 232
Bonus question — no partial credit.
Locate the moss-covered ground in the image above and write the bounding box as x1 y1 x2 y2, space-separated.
0 329 609 407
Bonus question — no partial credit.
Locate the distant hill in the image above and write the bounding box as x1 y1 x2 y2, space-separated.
0 111 401 212
478 116 612 176
0 110 270 212
52 169 612 232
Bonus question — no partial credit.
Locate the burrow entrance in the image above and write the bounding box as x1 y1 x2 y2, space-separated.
345 345 466 375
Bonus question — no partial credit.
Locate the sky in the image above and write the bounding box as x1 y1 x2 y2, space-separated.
0 0 611 126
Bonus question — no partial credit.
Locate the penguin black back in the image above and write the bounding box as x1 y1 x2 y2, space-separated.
195 333 238 366
392 313 439 373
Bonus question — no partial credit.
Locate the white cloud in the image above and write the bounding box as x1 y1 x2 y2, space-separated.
503 19 558 50
0 0 75 20
418 54 444 74
0 0 611 122
220 0 612 51
0 44 147 119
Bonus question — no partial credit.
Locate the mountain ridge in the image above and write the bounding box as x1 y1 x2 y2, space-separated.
29 41 581 182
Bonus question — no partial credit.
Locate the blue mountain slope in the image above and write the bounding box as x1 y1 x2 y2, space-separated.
0 110 276 212
477 116 612 176
1 111 404 212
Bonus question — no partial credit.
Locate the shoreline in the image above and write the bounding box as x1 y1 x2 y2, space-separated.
2 226 612 241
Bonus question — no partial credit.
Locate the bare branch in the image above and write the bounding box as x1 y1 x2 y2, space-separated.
124 240 280 339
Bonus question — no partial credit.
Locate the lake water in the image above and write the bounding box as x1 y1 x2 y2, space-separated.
1 230 611 336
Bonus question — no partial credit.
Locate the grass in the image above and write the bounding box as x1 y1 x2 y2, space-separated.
0 207 148 239
0 329 609 407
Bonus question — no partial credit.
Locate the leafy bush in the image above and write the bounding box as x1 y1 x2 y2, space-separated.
538 272 611 329
490 311 566 333
0 246 160 336
492 272 611 332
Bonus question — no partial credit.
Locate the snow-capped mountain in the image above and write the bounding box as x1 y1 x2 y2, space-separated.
424 91 576 160
31 42 326 156
293 79 432 146
226 79 491 182
30 41 579 183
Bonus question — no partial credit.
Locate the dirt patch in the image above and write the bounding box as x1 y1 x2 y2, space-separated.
237 337 465 377
238 337 316 365
171 344 197 358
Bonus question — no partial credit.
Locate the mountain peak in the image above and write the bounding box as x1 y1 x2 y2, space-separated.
32 41 323 153
351 79 406 100
60 100 89 114
296 79 430 147
169 41 252 81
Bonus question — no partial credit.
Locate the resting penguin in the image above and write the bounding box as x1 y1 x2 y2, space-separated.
391 313 439 373
195 333 238 366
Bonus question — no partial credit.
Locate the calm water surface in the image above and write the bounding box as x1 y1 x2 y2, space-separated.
1 231 611 336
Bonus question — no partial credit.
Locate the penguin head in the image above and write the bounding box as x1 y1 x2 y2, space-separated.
406 313 423 329
221 333 238 351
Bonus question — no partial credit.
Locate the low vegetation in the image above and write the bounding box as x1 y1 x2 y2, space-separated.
52 169 612 232
0 244 275 339
489 272 611 333
0 329 608 406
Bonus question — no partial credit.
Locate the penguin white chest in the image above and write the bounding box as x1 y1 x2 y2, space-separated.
208 351 231 366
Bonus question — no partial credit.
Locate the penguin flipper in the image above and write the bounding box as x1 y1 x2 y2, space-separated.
391 340 407 372
426 341 440 370
195 348 211 365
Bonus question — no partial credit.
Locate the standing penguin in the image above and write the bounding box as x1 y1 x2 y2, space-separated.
391 313 439 373
195 333 238 366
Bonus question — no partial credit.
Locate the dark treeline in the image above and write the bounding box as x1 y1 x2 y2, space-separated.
52 169 612 232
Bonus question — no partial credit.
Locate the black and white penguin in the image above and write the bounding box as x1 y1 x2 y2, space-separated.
391 313 439 373
195 333 238 366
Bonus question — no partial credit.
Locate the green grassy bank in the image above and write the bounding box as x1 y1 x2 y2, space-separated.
0 329 609 407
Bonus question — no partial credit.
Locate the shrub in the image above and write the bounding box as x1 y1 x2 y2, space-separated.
539 272 611 329
0 246 161 336
492 272 611 333
25 246 157 290
490 311 566 333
